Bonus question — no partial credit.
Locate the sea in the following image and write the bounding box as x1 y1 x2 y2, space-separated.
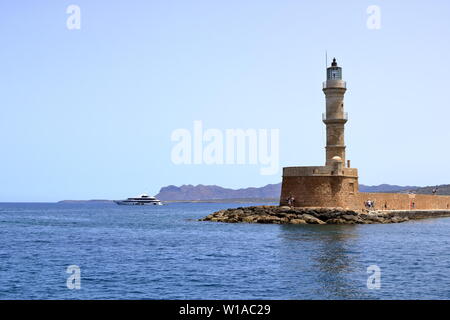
1 202 450 300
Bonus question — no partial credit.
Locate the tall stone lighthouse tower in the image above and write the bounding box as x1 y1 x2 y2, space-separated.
280 57 359 208
323 58 348 166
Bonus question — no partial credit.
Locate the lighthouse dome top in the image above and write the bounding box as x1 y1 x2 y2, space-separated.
327 57 342 80
331 58 338 67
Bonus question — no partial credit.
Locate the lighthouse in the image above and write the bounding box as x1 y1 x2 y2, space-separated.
279 57 359 208
323 58 348 167
277 57 450 211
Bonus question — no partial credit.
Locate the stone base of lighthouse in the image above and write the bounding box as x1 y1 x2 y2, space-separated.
280 165 359 208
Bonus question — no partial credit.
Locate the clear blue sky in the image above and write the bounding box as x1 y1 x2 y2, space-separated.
1 0 449 201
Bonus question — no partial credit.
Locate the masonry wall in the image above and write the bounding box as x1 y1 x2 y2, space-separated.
352 192 450 211
280 174 450 210
280 175 358 208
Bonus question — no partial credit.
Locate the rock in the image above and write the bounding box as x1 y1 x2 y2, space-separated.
290 219 307 224
389 216 409 223
365 215 384 223
242 215 258 223
316 211 340 221
200 206 416 225
279 217 290 224
285 214 299 220
214 210 225 217
341 214 359 221
326 218 347 224
256 216 276 224
300 214 326 225
253 209 266 216
303 209 319 217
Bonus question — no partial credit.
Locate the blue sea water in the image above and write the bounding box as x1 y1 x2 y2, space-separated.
1 202 450 300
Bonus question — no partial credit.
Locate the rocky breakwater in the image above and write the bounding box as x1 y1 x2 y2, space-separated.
200 206 411 225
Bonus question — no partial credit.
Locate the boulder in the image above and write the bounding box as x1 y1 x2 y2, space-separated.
341 214 357 221
242 215 258 223
256 216 277 224
215 210 226 217
389 216 408 223
290 219 307 225
278 217 290 224
316 211 340 221
300 214 326 225
365 215 384 223
326 218 347 224
253 209 266 216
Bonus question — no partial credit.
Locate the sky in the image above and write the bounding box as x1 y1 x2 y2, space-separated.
1 0 450 202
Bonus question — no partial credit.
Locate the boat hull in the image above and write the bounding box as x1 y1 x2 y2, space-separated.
114 201 162 206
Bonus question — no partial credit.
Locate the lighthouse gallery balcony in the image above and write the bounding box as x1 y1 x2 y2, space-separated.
323 80 346 89
322 112 348 121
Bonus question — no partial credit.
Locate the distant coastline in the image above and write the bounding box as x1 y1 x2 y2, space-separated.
154 183 450 201
57 200 114 204
57 198 278 204
56 183 450 204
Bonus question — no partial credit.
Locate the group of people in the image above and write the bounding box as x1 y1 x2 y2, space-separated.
364 200 375 209
286 195 295 208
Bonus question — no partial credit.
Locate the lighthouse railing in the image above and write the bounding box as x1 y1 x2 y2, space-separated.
322 112 348 121
323 80 346 89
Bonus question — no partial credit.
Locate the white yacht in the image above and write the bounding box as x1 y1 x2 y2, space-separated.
114 194 163 206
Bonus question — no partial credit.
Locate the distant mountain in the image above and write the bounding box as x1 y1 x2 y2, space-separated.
413 184 450 195
358 184 418 193
155 184 282 201
359 184 450 195
57 183 450 203
155 183 431 201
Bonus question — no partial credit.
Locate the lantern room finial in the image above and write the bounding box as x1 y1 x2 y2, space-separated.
326 58 342 80
331 58 337 67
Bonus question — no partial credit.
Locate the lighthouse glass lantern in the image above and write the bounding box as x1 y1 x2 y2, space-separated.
327 58 342 80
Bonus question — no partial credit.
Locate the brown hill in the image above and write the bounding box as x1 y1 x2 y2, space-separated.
413 185 450 195
155 184 281 201
154 183 431 201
